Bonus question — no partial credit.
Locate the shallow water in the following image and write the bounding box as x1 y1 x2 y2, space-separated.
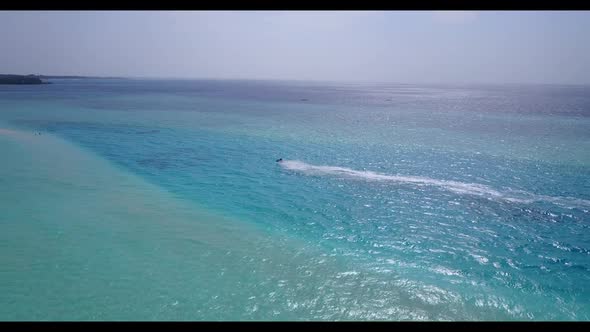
1 79 589 320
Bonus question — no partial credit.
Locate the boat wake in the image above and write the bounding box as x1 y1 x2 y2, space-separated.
279 160 590 209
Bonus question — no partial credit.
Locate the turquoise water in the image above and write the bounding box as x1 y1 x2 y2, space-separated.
1 79 589 320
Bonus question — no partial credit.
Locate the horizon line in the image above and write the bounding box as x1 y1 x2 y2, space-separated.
6 72 589 87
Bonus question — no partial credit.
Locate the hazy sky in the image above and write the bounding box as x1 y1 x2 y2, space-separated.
1 11 589 84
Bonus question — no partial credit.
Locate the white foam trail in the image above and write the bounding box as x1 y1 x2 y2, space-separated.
279 160 590 208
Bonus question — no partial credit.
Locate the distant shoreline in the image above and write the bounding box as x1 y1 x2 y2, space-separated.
0 74 124 85
0 74 45 85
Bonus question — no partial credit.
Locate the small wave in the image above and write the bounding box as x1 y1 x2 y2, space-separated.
279 160 590 208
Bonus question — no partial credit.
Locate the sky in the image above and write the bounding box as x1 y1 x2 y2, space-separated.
1 11 589 84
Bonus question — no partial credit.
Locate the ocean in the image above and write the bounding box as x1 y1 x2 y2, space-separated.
0 79 589 320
